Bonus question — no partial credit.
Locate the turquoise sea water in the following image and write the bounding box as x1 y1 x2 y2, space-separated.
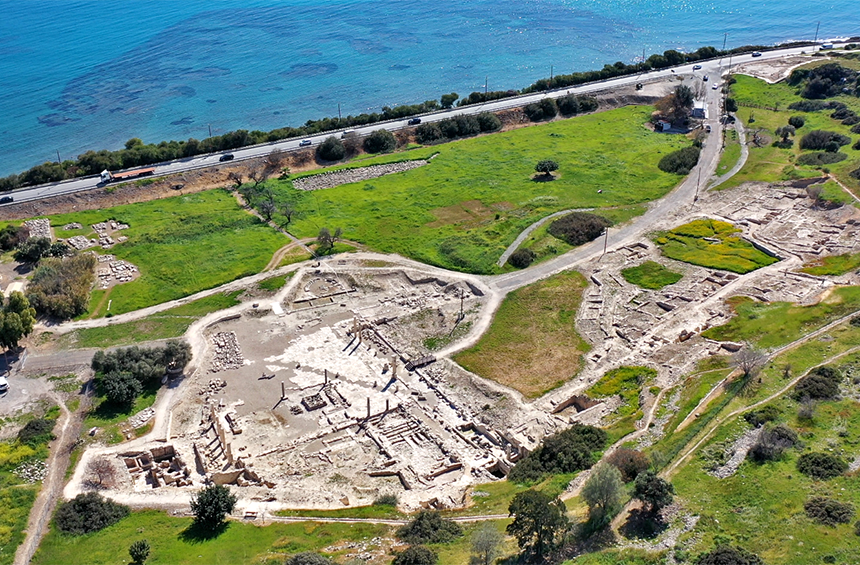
1 0 858 175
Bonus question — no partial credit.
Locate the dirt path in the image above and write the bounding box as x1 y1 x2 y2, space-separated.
826 172 860 205
709 117 749 189
496 208 594 267
14 392 86 565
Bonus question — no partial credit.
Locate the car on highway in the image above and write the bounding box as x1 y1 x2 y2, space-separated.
219 153 234 162
752 51 762 57
299 139 312 147
341 130 356 138
702 75 709 82
0 196 13 204
407 118 422 125
0 375 8 394
692 64 702 70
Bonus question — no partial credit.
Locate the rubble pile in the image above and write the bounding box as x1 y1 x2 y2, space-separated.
66 235 97 250
209 332 244 372
293 160 428 191
24 218 51 240
90 220 129 249
14 459 47 483
127 407 156 429
96 256 139 288
62 222 83 230
199 378 227 396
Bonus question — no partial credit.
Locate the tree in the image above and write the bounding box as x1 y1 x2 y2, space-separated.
632 471 674 514
190 484 237 528
508 248 536 269
581 462 625 526
263 149 287 178
725 97 739 113
732 346 767 379
363 129 396 153
0 291 36 352
788 115 806 129
440 92 459 108
14 236 51 264
101 371 143 408
55 492 130 535
535 159 559 178
26 254 97 320
48 241 72 257
285 553 332 565
280 201 297 227
227 171 244 189
775 125 796 142
87 458 117 487
396 510 463 544
392 546 437 565
507 489 569 562
259 199 276 222
469 522 503 565
0 224 29 251
317 227 334 254
606 448 650 482
696 545 764 565
806 184 824 208
317 136 346 161
129 539 150 564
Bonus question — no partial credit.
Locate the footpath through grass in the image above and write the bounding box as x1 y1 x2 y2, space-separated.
621 260 683 289
656 219 779 273
267 106 687 274
454 270 590 398
43 190 285 317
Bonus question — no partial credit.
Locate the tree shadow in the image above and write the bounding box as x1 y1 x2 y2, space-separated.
619 509 668 540
530 174 557 183
178 520 229 543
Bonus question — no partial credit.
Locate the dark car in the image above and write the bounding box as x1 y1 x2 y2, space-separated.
407 118 422 125
219 153 234 162
0 196 13 204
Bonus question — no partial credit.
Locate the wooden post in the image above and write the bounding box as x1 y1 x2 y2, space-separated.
281 381 285 399
367 397 371 419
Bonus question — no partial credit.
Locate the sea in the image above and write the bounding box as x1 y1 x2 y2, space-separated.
1 0 859 176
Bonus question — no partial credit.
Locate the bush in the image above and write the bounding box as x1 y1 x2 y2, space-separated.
747 424 798 463
14 237 51 264
16 418 56 446
363 129 396 154
316 136 346 161
55 492 130 535
794 366 842 400
396 511 462 544
788 115 806 128
534 159 559 177
524 98 558 121
190 484 237 528
743 405 780 428
285 553 332 565
605 448 650 482
696 545 764 565
800 130 851 150
788 100 847 112
547 212 611 247
476 112 502 132
129 539 150 564
796 152 848 166
796 452 848 480
558 94 598 116
508 424 607 482
373 493 399 507
508 248 536 269
26 254 97 320
101 371 143 408
853 139 860 151
725 97 738 112
392 546 437 565
805 496 855 526
852 167 860 180
0 224 29 251
92 340 191 382
658 145 701 175
852 123 860 135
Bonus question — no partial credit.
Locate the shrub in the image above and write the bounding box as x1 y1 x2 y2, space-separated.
796 452 848 480
796 152 848 166
794 366 842 400
843 115 860 126
101 371 143 408
743 405 780 428
0 224 29 251
852 123 860 135
748 424 798 463
696 545 764 565
852 167 860 180
392 546 437 565
853 139 860 151
805 496 855 526
788 115 806 128
632 471 674 513
605 448 650 482
55 492 130 535
414 123 443 144
285 553 332 565
14 237 51 264
800 130 851 150
129 539 150 564
534 159 559 177
524 98 558 121
316 136 346 161
363 129 396 153
373 493 398 507
508 248 536 269
16 418 56 446
476 112 502 132
557 94 599 116
658 146 701 175
26 254 97 320
788 100 847 112
508 424 607 482
190 484 237 528
396 511 462 544
547 212 611 246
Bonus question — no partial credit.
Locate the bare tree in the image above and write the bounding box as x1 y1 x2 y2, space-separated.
732 345 768 379
248 165 266 188
263 149 287 178
227 171 243 190
806 185 823 208
280 201 297 227
259 200 276 222
87 458 116 487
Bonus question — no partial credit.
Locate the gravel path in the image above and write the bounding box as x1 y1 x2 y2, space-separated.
496 208 593 267
709 117 748 189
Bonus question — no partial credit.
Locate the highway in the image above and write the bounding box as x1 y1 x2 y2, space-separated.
2 42 836 206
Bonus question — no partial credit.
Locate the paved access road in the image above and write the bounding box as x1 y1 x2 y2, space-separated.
2 44 837 206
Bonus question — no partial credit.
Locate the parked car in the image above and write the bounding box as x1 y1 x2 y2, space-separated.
299 139 312 147
751 51 762 57
692 64 702 70
407 118 422 125
219 153 234 162
712 83 720 90
0 196 13 204
702 75 709 82
0 376 8 394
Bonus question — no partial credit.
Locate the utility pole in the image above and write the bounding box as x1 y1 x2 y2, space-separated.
208 124 212 138
484 76 488 96
550 65 554 83
338 103 342 121
695 167 702 202
56 150 61 164
720 33 727 65
814 21 820 47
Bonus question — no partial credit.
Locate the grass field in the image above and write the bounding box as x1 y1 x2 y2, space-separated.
262 106 687 274
41 190 285 317
722 72 860 193
621 260 683 289
801 251 860 276
585 366 656 443
655 219 779 274
454 270 590 398
701 287 860 349
715 127 742 176
57 291 242 349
